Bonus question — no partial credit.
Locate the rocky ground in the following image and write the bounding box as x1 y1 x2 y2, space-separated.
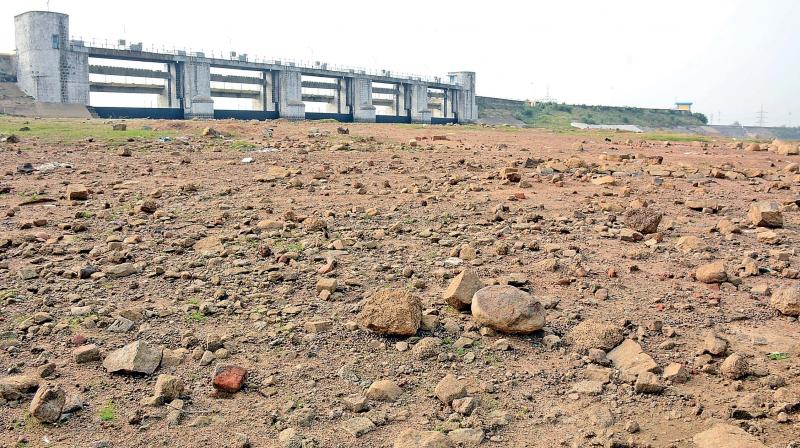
1 117 800 448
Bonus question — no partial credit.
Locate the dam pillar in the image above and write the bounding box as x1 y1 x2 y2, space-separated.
178 60 213 119
449 71 477 123
276 70 305 120
351 77 376 122
14 11 88 104
408 83 431 123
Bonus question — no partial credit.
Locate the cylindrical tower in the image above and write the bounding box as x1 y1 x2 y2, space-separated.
14 11 88 104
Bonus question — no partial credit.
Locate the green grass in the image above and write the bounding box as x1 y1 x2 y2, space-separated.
0 117 177 143
98 400 116 421
273 240 304 252
186 310 206 322
231 140 258 150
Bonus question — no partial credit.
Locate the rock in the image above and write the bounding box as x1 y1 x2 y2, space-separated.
194 236 224 257
66 184 88 201
104 262 138 279
607 339 657 375
447 428 484 447
112 123 127 131
103 341 163 375
73 344 100 363
341 416 375 438
471 285 545 334
434 374 467 405
411 337 441 359
316 278 337 294
703 332 728 355
452 396 478 415
212 365 247 393
0 375 39 400
443 269 482 311
566 320 623 353
357 289 422 336
675 235 706 253
624 208 662 234
304 319 332 333
591 175 616 186
748 201 783 228
278 428 304 448
619 228 643 242
154 374 184 400
692 423 766 448
720 353 749 379
393 429 453 448
30 384 65 423
342 394 368 412
572 380 604 395
695 260 727 283
634 372 664 394
662 363 690 384
366 379 402 402
770 284 800 316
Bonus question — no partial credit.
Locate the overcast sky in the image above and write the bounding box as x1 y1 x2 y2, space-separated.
2 0 798 126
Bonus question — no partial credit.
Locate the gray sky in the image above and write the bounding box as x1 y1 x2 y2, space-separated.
2 0 798 126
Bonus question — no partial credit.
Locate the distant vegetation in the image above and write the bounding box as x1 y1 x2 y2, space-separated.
478 99 708 130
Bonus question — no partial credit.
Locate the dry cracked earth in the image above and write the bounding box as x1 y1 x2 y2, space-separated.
1 117 800 448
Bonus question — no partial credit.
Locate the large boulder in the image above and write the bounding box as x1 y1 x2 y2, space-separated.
624 208 662 234
770 284 800 316
443 269 483 311
566 320 624 353
357 289 421 336
747 201 783 228
471 285 544 334
103 341 163 375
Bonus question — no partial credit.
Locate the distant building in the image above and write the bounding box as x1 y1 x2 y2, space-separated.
675 102 693 112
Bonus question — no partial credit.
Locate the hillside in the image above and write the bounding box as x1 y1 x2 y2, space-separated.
477 97 708 130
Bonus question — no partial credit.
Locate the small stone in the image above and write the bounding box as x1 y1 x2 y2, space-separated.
393 429 452 448
566 320 623 353
771 284 800 316
720 353 748 379
357 289 422 336
366 379 402 402
73 344 100 363
212 365 247 393
103 341 163 375
693 423 767 448
662 363 690 384
316 278 338 294
447 428 484 447
695 260 727 283
748 201 783 228
66 184 89 201
703 332 728 356
341 416 375 438
471 285 545 334
30 384 65 423
607 339 657 375
154 374 185 401
443 269 483 311
634 371 664 394
434 374 467 405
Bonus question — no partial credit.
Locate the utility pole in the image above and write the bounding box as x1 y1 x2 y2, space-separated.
756 105 767 127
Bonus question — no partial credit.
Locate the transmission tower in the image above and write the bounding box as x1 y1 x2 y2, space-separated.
756 105 767 127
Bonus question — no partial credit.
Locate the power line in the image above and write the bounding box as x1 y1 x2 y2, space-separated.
756 105 767 127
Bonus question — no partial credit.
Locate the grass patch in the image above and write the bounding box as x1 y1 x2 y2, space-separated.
186 310 206 322
231 140 258 150
98 400 116 421
0 117 177 144
273 240 304 252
